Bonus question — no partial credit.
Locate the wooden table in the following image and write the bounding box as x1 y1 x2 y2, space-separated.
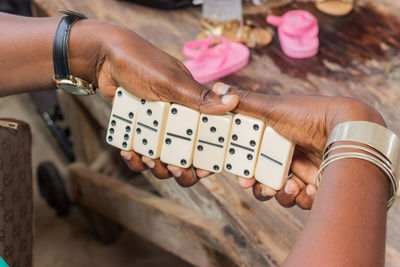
32 0 400 266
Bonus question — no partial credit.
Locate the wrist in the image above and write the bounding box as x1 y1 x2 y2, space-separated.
327 97 386 135
67 19 112 87
320 119 400 208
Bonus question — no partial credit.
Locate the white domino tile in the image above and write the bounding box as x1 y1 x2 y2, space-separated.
255 126 295 190
133 99 170 159
160 104 200 168
106 87 140 150
193 114 232 173
224 114 265 178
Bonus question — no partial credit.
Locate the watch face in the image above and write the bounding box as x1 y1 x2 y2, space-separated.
57 82 90 95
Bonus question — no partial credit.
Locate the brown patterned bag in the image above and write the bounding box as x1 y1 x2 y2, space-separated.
0 119 33 267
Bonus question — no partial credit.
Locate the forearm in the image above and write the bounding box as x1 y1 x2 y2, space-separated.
285 148 388 266
0 12 108 96
0 13 58 95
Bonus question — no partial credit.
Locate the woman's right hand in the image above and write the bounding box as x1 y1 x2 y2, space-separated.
68 21 239 186
211 83 386 210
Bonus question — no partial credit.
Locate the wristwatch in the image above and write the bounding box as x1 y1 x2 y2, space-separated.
53 9 96 96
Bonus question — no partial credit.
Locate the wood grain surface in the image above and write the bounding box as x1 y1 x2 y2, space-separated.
32 0 400 266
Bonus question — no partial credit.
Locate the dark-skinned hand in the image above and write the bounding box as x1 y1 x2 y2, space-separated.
81 23 239 186
155 82 384 209
78 22 383 206
210 83 385 210
0 14 384 207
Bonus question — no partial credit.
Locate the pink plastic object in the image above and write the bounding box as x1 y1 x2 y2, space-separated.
183 37 250 84
267 10 319 59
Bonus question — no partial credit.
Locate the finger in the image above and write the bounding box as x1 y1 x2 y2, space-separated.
142 156 171 179
175 80 239 115
142 156 155 168
196 169 212 178
275 178 302 208
295 185 317 210
212 82 237 96
213 85 328 147
253 182 277 201
290 156 319 185
121 150 146 172
212 83 288 137
237 176 256 189
212 83 277 120
290 174 306 190
167 165 199 187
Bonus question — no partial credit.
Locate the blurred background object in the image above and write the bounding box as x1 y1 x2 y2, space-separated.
202 0 242 21
0 0 31 16
198 0 272 48
120 0 198 9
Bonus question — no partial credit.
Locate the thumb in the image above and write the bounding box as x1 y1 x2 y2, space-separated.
212 82 282 126
211 83 324 146
172 79 239 115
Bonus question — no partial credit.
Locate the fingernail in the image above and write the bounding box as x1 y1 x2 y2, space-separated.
120 151 132 161
196 169 211 178
306 186 316 196
167 165 182 178
238 177 255 188
222 94 237 105
143 158 155 168
261 185 276 198
261 187 269 197
214 83 230 95
284 184 295 195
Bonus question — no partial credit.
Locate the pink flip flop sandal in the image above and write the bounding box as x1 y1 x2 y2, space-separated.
267 10 319 59
183 37 250 84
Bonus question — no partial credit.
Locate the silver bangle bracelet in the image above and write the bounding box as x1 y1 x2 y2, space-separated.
322 144 398 195
318 151 396 190
316 152 397 208
323 144 398 192
324 121 400 179
317 121 400 209
323 144 392 168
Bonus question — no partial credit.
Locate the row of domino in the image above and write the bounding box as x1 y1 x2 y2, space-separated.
106 87 295 190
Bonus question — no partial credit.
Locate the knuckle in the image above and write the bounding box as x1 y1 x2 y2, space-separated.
200 87 213 103
296 198 312 210
174 58 191 75
151 162 171 179
276 192 296 208
196 86 215 111
171 78 210 109
151 169 170 179
254 193 274 202
279 200 295 208
297 202 311 210
175 177 197 187
175 168 198 187
237 90 252 105
166 58 194 83
169 66 189 84
252 183 274 201
295 189 313 210
125 161 145 172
